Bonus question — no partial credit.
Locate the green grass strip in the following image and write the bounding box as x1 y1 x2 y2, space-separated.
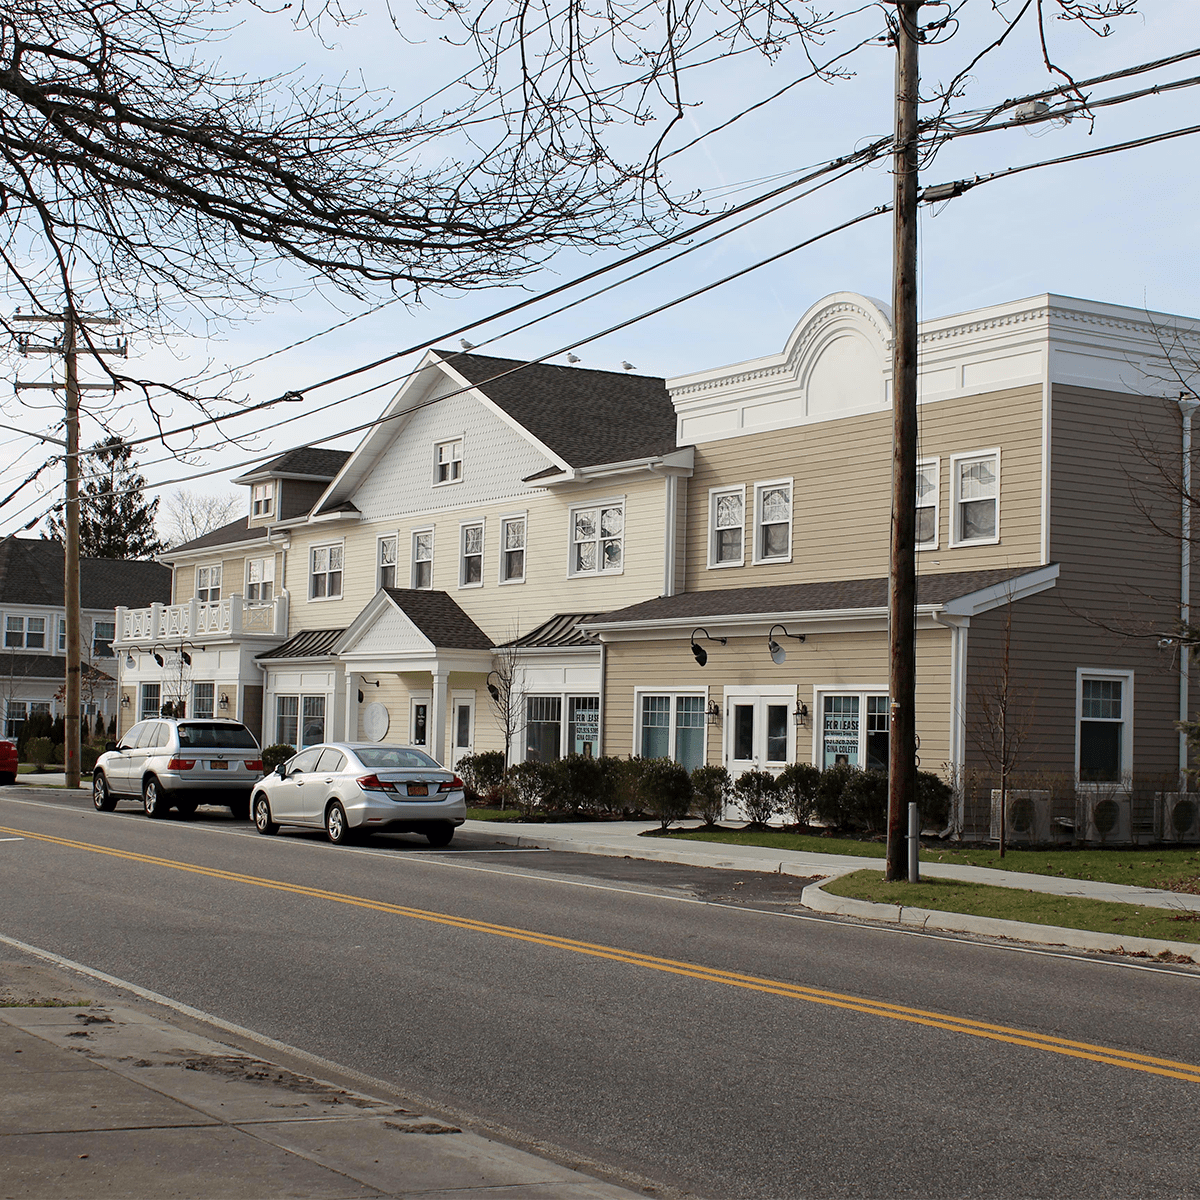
824 869 1200 946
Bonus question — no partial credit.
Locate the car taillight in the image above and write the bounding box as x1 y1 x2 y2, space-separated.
357 774 398 793
168 758 196 770
438 775 464 792
244 759 263 772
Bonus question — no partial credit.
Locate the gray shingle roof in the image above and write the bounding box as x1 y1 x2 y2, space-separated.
383 589 494 650
0 652 113 682
440 351 677 468
249 447 352 480
503 613 601 648
257 628 346 660
0 537 171 609
167 517 269 555
587 567 1042 626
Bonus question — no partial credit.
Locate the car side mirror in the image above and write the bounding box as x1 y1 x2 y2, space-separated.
105 741 117 752
275 762 287 778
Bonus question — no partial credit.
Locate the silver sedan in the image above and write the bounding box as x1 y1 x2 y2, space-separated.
251 743 466 846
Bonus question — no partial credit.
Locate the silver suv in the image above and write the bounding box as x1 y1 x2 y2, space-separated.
93 718 263 819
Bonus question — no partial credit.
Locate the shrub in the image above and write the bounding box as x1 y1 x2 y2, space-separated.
557 753 612 814
107 713 118 739
814 764 857 828
842 769 888 832
610 756 649 816
261 743 295 773
51 715 64 746
79 713 90 742
777 762 821 828
917 769 954 828
457 750 506 802
507 760 554 818
81 744 100 774
733 769 780 828
641 757 693 830
18 710 52 758
690 764 730 827
27 737 53 771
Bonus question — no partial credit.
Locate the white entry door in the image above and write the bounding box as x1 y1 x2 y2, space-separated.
724 689 794 774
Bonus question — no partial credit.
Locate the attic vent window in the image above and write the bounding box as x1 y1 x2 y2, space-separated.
435 439 463 485
252 482 274 518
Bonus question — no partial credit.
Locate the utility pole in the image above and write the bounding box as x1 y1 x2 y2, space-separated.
886 0 922 882
14 311 123 790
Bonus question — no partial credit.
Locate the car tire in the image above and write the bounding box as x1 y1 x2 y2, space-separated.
229 797 250 821
92 773 117 812
425 823 455 848
0 772 15 787
325 801 351 845
143 778 168 818
253 795 278 835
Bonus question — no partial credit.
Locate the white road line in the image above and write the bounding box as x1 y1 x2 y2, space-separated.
0 836 24 842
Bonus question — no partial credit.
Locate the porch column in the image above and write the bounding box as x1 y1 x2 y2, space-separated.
345 672 358 741
431 669 450 766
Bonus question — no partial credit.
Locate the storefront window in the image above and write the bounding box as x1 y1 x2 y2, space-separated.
568 696 600 757
821 693 889 769
526 696 562 762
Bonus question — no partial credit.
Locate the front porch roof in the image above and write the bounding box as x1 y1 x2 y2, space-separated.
501 613 602 649
582 565 1060 633
257 628 346 661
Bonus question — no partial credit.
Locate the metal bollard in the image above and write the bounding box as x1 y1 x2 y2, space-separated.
907 801 919 883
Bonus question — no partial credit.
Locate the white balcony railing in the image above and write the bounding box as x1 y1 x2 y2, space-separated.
115 593 288 646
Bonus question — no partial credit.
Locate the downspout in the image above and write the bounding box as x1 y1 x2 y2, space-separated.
598 639 607 757
932 610 969 838
1180 396 1198 786
662 473 678 597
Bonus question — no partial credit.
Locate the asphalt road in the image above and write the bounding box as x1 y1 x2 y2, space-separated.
4 787 1200 1199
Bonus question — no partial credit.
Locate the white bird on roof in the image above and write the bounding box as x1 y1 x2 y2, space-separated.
459 338 475 351
621 361 636 371
567 353 580 363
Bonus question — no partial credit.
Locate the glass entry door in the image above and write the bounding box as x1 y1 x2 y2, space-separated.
725 691 793 773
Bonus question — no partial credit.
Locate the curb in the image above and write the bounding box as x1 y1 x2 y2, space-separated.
801 879 1200 960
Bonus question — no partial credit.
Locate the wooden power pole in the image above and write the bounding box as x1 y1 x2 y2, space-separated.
886 0 922 882
14 311 123 791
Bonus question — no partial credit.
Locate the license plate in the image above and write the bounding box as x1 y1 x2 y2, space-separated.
209 760 228 770
407 783 428 796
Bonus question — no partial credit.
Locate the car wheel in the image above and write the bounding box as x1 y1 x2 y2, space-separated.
92 773 117 813
253 795 279 835
325 801 351 845
0 772 15 787
228 797 250 821
425 823 455 848
143 778 168 818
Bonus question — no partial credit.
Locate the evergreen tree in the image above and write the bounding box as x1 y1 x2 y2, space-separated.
48 438 163 559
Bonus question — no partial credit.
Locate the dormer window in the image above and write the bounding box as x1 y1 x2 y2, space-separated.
434 439 463 485
251 482 274 518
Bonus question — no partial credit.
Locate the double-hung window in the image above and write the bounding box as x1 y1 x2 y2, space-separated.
460 522 484 587
309 544 343 599
951 450 1000 545
140 683 161 721
500 516 526 583
434 439 463 485
378 536 397 590
916 458 939 549
1077 671 1132 784
92 619 115 657
251 483 274 518
24 617 45 649
245 557 274 601
709 487 745 568
5 616 46 649
638 692 706 772
192 682 215 720
412 530 433 589
818 692 889 771
196 565 222 603
753 480 792 564
4 616 22 648
58 617 66 652
570 502 623 576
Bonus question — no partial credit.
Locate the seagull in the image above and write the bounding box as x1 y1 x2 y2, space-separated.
621 361 636 371
567 353 580 363
459 338 475 351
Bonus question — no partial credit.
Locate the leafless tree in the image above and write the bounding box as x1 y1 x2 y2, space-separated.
160 489 242 548
486 634 527 807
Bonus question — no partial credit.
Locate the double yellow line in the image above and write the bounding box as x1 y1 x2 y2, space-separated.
8 822 1200 1085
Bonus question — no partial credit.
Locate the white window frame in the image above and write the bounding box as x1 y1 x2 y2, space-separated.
58 617 66 653
499 513 527 585
459 520 485 589
192 681 215 720
308 541 344 601
451 689 475 766
23 615 45 649
433 437 464 486
377 533 398 591
916 457 940 551
752 478 793 565
196 564 222 603
4 615 22 649
811 686 890 771
245 556 275 602
251 482 275 518
567 497 625 578
92 618 116 658
708 485 746 569
411 527 434 590
950 448 1001 547
140 683 161 721
633 688 709 769
1075 668 1134 788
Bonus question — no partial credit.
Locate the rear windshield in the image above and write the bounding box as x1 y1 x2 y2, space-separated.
177 723 259 750
355 747 438 770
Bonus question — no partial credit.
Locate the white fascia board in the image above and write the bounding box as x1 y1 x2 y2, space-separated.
337 650 493 675
257 654 338 668
939 564 1060 617
161 538 272 564
539 446 696 486
309 509 363 524
433 353 573 475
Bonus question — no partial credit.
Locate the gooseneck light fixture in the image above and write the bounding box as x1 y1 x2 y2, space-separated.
486 671 503 703
767 624 805 665
689 628 727 667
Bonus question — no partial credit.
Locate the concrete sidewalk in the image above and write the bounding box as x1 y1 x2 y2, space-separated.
0 953 644 1199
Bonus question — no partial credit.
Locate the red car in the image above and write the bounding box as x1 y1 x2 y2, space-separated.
0 739 17 786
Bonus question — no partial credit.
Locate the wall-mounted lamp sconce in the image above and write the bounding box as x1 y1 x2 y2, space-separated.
706 700 722 726
486 671 502 703
793 702 809 727
152 650 165 667
218 693 230 710
180 650 192 667
125 653 136 670
357 678 381 703
120 694 129 708
689 628 727 667
767 624 805 665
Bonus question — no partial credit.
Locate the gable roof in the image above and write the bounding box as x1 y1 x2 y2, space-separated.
442 352 678 468
167 517 269 555
234 447 352 484
0 537 171 609
381 588 494 650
